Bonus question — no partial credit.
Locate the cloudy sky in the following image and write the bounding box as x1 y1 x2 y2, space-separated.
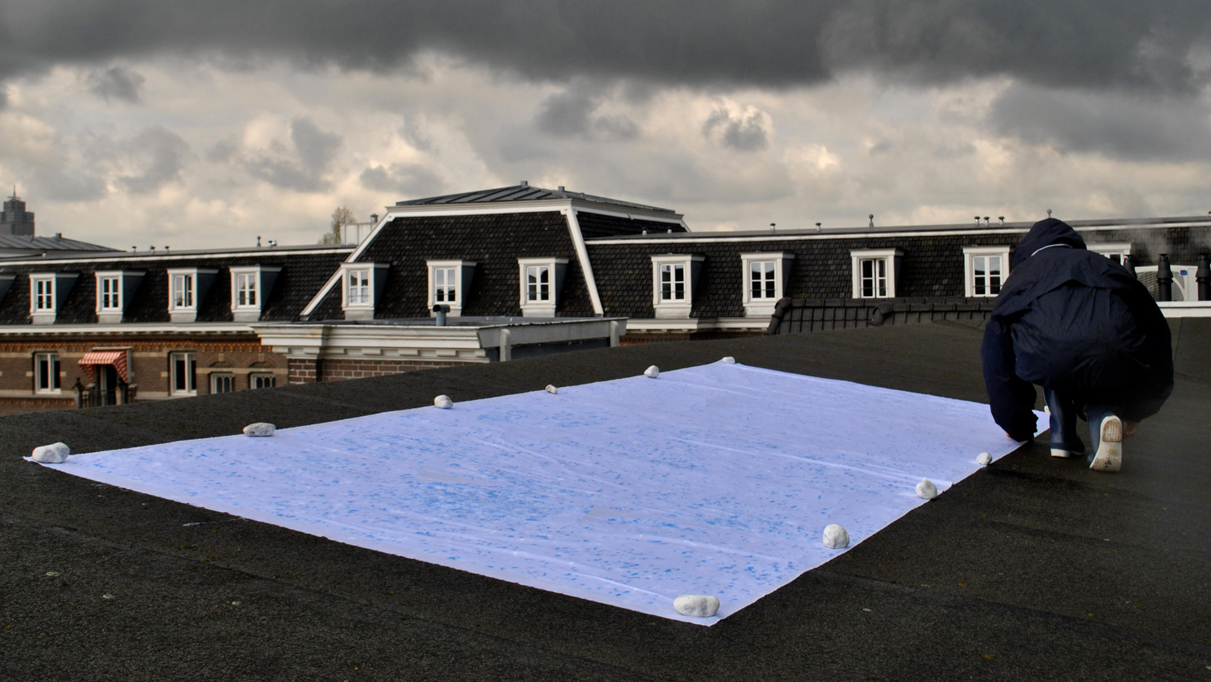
1 1 1210 249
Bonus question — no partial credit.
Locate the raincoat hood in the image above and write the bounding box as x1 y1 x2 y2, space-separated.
1012 218 1087 269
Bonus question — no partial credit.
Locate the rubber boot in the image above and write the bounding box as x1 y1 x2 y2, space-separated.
1086 405 1123 472
1044 387 1085 459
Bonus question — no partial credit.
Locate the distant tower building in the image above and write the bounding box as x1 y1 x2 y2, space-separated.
1 188 35 236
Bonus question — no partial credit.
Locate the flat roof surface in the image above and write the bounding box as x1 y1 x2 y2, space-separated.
2 320 1209 681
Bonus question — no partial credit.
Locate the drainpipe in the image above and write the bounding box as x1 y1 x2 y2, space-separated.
432 304 449 326
1197 253 1210 301
499 328 511 362
1157 254 1173 302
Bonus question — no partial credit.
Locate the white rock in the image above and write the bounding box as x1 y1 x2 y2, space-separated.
242 423 275 437
644 365 660 378
977 452 993 466
434 395 453 409
721 356 736 364
673 594 720 618
545 384 558 394
31 442 70 463
916 479 939 499
822 524 850 549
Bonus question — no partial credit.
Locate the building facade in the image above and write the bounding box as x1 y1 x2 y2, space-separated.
0 183 1208 415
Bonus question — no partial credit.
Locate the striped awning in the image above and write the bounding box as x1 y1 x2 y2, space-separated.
78 350 129 384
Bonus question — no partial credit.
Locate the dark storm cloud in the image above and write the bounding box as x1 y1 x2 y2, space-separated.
703 107 769 152
988 84 1211 161
245 117 341 192
359 163 444 199
120 126 190 193
85 65 145 102
0 1 1208 93
534 87 638 140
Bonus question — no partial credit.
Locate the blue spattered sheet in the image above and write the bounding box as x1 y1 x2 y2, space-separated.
29 361 1038 624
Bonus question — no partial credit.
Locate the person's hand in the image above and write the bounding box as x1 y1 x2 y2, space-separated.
1124 420 1140 439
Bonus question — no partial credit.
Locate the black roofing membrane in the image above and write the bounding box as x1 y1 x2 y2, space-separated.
2 320 1209 681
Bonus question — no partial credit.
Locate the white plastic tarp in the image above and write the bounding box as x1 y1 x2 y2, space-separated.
28 362 1039 625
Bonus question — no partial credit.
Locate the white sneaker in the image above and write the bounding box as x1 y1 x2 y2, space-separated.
1089 415 1123 472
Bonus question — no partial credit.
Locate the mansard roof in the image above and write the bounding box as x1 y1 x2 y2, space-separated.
0 246 352 326
0 233 117 255
394 183 677 214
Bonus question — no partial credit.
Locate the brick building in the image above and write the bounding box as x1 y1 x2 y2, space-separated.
0 183 1207 415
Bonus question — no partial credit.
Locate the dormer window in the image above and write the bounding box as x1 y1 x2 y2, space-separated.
95 270 144 324
29 272 78 324
740 252 794 317
167 268 217 323
651 254 704 318
165 270 217 322
1087 242 1133 265
99 276 121 310
426 260 476 316
229 265 281 322
517 257 568 317
850 249 902 299
340 262 389 321
962 246 1010 298
33 276 55 311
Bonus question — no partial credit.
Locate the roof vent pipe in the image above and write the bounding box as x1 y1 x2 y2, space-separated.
974 216 981 227
642 229 648 235
999 216 1005 226
815 222 822 232
869 214 875 228
1196 253 1210 301
984 216 990 227
667 228 672 233
257 236 262 247
165 246 170 252
1157 254 1173 301
520 180 528 187
433 304 449 326
1047 208 1053 218
770 222 776 233
131 246 137 253
149 245 155 252
370 213 378 224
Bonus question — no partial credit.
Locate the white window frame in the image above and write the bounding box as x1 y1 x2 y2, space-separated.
1087 242 1133 266
962 246 1011 298
651 254 704 319
229 265 280 322
850 249 902 299
250 373 277 390
210 373 235 394
740 252 795 317
34 352 61 394
169 351 197 396
171 273 194 310
517 257 569 317
426 260 476 317
97 273 122 312
166 268 216 323
339 262 389 321
31 275 55 312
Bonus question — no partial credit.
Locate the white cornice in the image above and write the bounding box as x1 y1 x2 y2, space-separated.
0 322 257 336
0 247 354 267
585 219 1211 245
381 198 683 223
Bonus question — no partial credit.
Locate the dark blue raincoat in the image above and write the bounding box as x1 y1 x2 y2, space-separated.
981 219 1173 441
